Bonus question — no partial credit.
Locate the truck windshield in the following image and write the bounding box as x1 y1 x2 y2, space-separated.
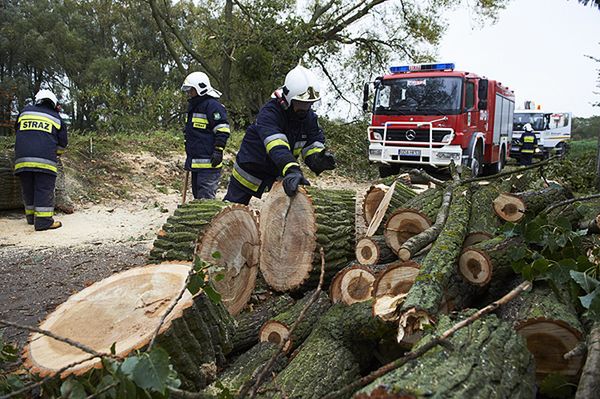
373 77 462 115
513 113 546 131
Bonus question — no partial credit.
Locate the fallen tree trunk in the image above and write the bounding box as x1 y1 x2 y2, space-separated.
356 314 536 399
23 263 235 390
355 235 396 266
498 282 584 380
362 181 417 227
0 153 22 210
149 200 228 262
458 236 526 286
195 205 260 315
230 294 294 355
383 209 432 255
401 187 444 220
259 182 356 291
260 301 394 398
259 290 330 352
493 183 570 223
575 322 600 399
371 258 423 299
55 157 75 214
399 186 474 337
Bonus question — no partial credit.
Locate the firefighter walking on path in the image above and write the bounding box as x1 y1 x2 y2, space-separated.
14 89 67 231
224 65 336 205
181 72 231 199
519 123 538 166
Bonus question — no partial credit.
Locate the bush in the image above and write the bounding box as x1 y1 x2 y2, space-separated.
546 139 598 194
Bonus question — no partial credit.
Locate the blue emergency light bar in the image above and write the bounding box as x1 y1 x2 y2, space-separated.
389 62 455 74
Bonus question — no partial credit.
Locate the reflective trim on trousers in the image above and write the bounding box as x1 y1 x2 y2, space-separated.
14 157 58 173
191 158 221 169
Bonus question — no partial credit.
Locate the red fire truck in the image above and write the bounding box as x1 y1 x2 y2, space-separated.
363 62 515 177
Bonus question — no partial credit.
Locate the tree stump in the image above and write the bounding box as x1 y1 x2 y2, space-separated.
195 205 260 315
149 200 227 262
22 263 234 390
259 182 356 291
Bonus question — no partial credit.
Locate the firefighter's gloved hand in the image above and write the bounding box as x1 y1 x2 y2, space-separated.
305 150 336 176
211 148 224 167
282 167 310 197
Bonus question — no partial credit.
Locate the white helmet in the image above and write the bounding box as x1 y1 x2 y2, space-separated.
34 89 58 108
523 123 533 132
181 71 221 98
282 65 321 105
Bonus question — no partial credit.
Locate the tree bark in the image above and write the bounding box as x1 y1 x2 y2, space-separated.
362 181 417 227
498 282 584 380
259 290 330 352
259 182 356 292
401 186 443 220
493 183 570 222
149 200 227 262
458 236 526 286
195 205 260 315
356 314 536 399
464 179 513 246
0 151 22 210
575 322 600 399
355 235 396 266
55 157 75 214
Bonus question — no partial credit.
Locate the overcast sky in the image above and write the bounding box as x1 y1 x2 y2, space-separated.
437 0 600 117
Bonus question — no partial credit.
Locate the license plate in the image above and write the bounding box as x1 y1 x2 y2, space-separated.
398 149 421 156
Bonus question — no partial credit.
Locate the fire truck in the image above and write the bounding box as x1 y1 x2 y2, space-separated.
363 62 515 177
511 105 572 158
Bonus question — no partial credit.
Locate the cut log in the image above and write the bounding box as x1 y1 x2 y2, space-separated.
579 214 600 234
262 301 394 398
195 205 260 315
259 182 356 291
259 290 330 352
362 181 417 227
355 235 396 266
371 259 422 298
498 282 584 380
464 179 513 246
230 294 294 355
493 183 570 223
22 263 234 390
400 186 475 337
0 153 22 210
401 187 444 220
55 157 75 214
383 208 432 254
149 200 228 262
329 263 388 305
458 236 526 287
575 322 600 399
357 314 536 399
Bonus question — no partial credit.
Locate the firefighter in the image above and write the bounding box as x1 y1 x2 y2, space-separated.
519 123 538 166
181 72 231 199
14 89 67 231
223 65 336 205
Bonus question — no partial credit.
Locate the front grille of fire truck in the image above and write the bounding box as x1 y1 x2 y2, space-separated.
383 128 447 143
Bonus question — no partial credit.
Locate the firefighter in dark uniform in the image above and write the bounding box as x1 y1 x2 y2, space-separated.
181 72 231 199
14 89 67 231
519 123 538 166
224 65 336 205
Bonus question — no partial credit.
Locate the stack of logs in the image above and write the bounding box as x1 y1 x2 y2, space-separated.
22 168 600 398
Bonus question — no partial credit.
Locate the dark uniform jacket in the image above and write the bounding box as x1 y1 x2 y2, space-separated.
184 95 230 170
519 130 538 154
232 97 325 195
14 104 68 176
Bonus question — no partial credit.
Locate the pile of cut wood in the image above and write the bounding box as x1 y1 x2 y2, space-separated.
21 165 600 398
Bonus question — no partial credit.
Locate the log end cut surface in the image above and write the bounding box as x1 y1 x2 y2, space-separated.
259 320 291 352
363 185 387 226
458 249 492 286
259 183 317 291
384 209 432 252
340 267 375 305
372 261 420 298
493 193 525 223
24 263 193 377
196 205 260 315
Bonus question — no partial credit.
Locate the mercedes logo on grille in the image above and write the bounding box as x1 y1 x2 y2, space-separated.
405 130 416 141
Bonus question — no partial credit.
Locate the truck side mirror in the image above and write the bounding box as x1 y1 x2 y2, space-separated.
478 79 488 111
362 83 370 113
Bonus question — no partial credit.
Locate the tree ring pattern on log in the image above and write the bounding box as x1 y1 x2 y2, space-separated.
340 268 375 304
372 261 420 298
493 193 526 222
259 320 291 352
458 248 492 286
384 208 432 253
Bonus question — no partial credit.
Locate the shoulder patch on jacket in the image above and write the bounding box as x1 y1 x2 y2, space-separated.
213 112 221 120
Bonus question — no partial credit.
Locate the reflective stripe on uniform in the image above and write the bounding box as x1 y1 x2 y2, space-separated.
282 162 300 176
25 206 35 215
18 111 61 129
213 123 231 134
191 158 221 169
14 157 58 173
293 141 307 157
264 134 290 153
523 137 535 143
302 141 325 158
34 207 54 217
521 149 534 153
192 113 209 129
232 162 262 192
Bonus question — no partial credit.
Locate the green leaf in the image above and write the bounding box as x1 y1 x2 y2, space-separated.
204 284 222 304
555 217 572 231
532 258 550 275
110 342 117 355
214 273 225 282
539 373 575 398
120 355 140 376
187 274 203 295
212 251 222 259
96 375 117 399
130 348 171 394
60 378 87 399
570 270 600 293
116 373 138 399
512 259 528 275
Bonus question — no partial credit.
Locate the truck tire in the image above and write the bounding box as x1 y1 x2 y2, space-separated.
470 144 483 177
483 146 506 176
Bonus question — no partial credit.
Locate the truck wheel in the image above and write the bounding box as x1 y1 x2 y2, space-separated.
470 144 483 177
556 142 568 157
483 146 506 176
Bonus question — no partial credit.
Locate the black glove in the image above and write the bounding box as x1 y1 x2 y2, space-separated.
282 167 310 197
305 150 336 175
211 148 224 167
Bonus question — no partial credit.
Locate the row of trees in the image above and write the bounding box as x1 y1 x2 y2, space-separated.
0 0 509 131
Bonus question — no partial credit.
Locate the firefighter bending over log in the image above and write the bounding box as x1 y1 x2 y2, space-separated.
224 65 336 205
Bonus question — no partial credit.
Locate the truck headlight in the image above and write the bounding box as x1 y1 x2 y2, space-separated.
535 148 541 153
369 149 382 156
372 132 382 140
441 134 452 143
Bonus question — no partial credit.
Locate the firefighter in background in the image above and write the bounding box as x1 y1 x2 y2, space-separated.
519 123 538 166
181 72 231 199
224 65 336 205
14 89 67 231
